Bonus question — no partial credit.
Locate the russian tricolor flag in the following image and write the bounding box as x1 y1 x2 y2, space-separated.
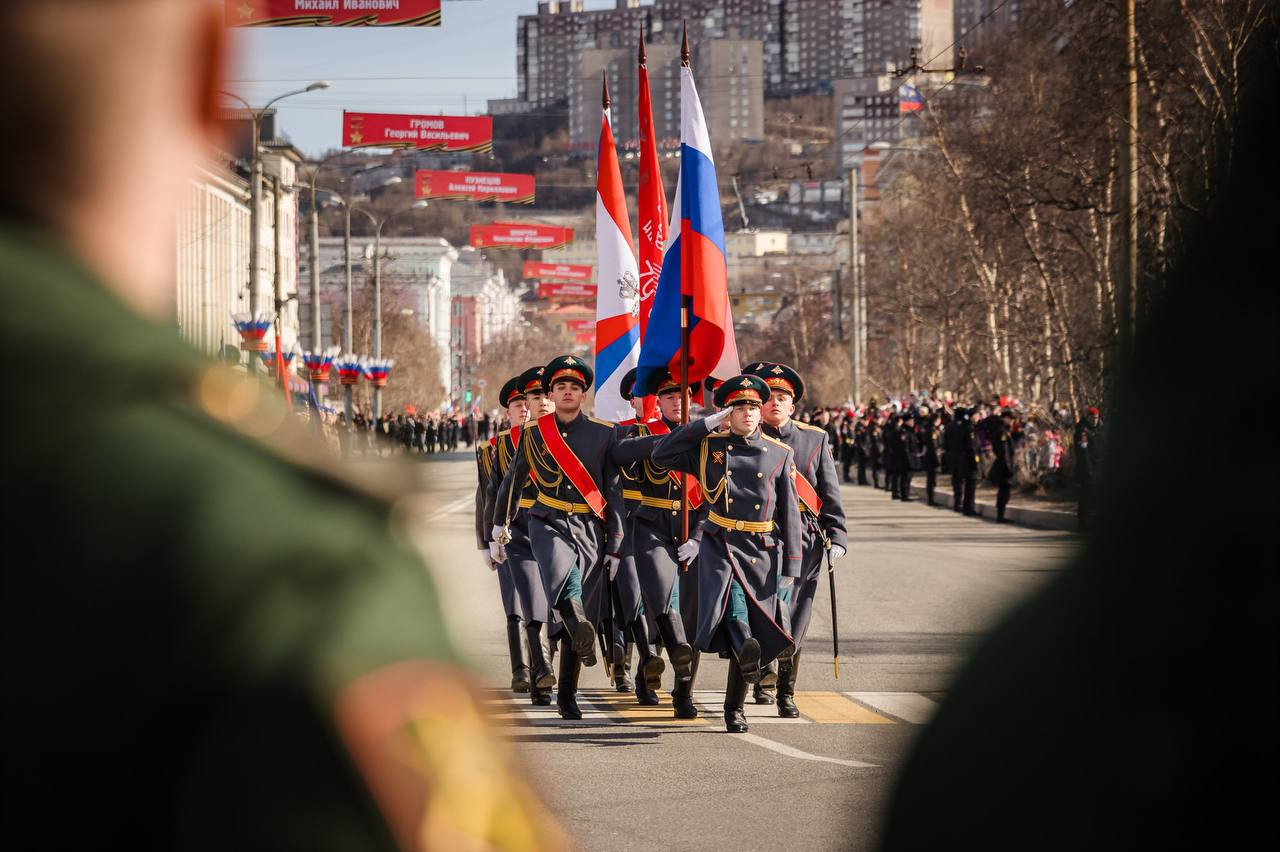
593 77 642 421
636 63 739 394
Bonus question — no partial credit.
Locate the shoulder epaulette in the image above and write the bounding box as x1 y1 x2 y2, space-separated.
588 416 617 427
707 429 731 438
795 421 828 435
497 427 513 438
761 434 793 452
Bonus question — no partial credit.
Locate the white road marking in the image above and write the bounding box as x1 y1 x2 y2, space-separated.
848 692 940 724
735 733 879 768
423 493 473 523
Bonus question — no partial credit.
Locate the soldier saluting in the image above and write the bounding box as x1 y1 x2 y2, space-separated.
613 367 705 719
652 375 802 734
747 362 848 717
493 355 626 721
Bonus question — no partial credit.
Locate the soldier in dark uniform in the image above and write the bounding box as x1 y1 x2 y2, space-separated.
898 409 923 501
917 405 940 505
884 412 904 497
484 367 558 707
747 362 849 717
476 377 536 695
839 411 858 483
943 409 967 512
605 367 662 705
613 367 705 717
0 4 560 847
869 413 885 489
987 409 1017 523
652 375 802 734
1073 406 1102 531
493 355 626 721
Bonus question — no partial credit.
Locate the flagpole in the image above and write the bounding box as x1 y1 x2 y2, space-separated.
679 22 692 574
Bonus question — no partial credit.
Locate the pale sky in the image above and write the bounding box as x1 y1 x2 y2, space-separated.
225 0 632 157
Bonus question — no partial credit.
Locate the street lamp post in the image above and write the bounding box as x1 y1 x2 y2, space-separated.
346 198 429 420
217 81 329 373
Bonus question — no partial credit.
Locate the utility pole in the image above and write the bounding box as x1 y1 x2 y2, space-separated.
343 203 355 424
848 165 863 405
1121 0 1139 359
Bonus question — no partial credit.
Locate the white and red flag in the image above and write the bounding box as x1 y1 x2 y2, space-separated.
592 75 642 421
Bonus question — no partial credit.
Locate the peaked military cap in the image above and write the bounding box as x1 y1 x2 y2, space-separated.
543 354 593 392
703 375 724 394
746 361 805 402
518 365 547 395
646 367 683 396
619 367 638 401
714 374 770 408
499 376 526 408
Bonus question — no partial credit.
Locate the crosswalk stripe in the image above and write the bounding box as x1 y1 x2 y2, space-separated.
792 691 895 724
848 692 941 724
480 689 929 725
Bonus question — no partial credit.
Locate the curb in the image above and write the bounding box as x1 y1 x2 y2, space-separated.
844 478 1080 532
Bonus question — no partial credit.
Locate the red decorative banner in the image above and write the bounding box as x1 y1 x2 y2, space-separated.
564 319 594 332
537 282 598 301
470 223 572 249
417 170 534 204
226 1 441 27
523 261 593 282
344 112 491 153
574 331 595 345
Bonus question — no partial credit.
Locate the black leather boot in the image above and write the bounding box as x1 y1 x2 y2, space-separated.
655 611 694 682
724 660 749 733
556 597 596 666
631 618 662 705
556 639 583 721
671 650 700 719
776 650 800 718
754 658 777 704
506 616 530 693
526 621 555 692
725 619 761 684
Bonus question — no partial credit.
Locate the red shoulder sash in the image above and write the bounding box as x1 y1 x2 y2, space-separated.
793 468 821 515
536 414 605 519
643 419 704 510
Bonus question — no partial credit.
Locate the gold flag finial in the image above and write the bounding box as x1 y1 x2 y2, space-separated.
602 73 610 110
638 29 647 67
681 21 690 67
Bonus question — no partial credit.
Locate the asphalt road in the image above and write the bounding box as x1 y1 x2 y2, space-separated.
394 450 1079 852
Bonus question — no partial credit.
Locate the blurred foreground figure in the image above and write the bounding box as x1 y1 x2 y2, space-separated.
0 3 562 850
877 43 1278 852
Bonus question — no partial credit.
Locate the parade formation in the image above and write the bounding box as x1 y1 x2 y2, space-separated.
473 354 848 733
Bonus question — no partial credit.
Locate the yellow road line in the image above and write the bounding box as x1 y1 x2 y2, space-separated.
793 691 895 724
585 688 707 725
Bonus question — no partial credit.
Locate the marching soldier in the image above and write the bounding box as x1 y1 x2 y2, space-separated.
652 375 802 734
884 412 903 499
607 368 663 706
898 409 922 501
747 362 848 717
613 367 704 718
869 412 885 490
493 356 626 721
476 377 531 694
482 370 558 706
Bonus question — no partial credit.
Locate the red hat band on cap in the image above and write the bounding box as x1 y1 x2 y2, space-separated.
550 368 586 386
724 388 763 406
763 377 795 396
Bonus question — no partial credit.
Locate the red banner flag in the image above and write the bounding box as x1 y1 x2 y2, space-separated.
636 39 667 420
470 224 573 250
226 1 440 26
343 112 491 153
523 261 593 282
564 319 595 332
416 171 534 204
537 282 598 301
574 331 596 345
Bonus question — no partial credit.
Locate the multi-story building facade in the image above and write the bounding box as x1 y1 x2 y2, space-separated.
175 161 251 359
450 247 523 396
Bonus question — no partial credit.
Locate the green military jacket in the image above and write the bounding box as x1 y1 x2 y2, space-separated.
0 228 477 849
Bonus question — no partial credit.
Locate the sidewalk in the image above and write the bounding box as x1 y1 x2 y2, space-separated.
844 477 1081 533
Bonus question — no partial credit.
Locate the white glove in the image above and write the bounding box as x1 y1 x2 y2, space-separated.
491 524 507 544
604 554 620 580
489 540 505 564
676 539 699 563
829 543 847 561
703 408 731 431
